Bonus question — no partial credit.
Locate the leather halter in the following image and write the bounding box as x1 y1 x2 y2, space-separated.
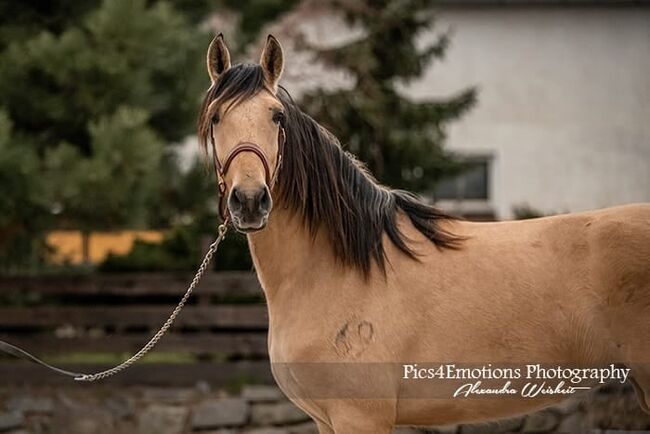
210 123 286 220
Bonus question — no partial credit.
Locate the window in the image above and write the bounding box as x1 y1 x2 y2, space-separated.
434 157 490 201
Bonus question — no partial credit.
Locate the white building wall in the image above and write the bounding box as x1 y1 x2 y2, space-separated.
404 6 650 218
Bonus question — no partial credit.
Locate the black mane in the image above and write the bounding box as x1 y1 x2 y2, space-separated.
199 64 462 277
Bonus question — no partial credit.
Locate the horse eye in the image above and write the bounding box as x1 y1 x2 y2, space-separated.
212 113 220 124
272 111 285 125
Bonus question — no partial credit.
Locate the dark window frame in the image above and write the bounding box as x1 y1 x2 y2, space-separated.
434 155 491 201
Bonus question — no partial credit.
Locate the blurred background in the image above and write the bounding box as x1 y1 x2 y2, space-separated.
0 0 649 433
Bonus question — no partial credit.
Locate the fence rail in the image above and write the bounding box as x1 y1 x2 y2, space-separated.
0 272 273 385
0 305 268 328
0 272 262 297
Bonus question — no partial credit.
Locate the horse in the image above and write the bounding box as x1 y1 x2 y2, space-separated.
197 34 650 433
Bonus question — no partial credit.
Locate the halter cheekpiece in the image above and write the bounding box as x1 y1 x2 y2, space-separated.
210 123 286 220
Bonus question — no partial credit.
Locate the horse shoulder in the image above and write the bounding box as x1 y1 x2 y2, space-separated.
587 203 650 302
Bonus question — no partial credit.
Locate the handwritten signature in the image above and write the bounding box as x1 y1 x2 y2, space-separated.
453 380 591 398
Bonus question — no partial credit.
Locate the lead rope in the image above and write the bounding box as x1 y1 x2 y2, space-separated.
0 221 229 382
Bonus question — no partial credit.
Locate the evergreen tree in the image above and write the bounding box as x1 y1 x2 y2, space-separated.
301 0 476 192
0 111 51 272
0 0 304 271
220 0 301 51
0 0 208 268
0 0 205 152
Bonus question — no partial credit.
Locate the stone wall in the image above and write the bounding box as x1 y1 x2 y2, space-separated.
1 384 649 434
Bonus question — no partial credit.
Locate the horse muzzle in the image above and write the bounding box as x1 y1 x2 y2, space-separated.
227 184 272 232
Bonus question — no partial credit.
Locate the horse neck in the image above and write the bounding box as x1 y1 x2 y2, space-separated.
246 206 333 301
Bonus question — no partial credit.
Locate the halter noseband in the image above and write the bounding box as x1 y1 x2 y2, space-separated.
210 123 286 220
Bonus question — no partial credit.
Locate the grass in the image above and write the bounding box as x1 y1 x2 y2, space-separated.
42 352 208 364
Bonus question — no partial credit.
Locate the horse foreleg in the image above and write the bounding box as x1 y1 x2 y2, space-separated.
332 422 392 434
310 408 390 433
328 405 393 434
629 364 650 414
316 421 335 434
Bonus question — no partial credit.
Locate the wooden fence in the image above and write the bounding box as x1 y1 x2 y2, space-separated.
0 272 274 385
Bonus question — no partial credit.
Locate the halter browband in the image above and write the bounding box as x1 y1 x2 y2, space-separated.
210 124 285 220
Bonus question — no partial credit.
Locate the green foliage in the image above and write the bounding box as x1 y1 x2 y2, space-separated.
101 224 199 272
301 0 476 191
148 156 219 230
100 222 253 272
213 232 253 272
0 1 100 45
0 0 207 150
0 113 41 221
156 0 300 52
100 152 254 272
221 0 301 51
0 0 210 271
166 0 214 25
43 107 164 231
513 204 547 220
0 111 52 272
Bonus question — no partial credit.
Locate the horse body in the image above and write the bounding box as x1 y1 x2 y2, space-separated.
250 204 650 432
199 35 650 433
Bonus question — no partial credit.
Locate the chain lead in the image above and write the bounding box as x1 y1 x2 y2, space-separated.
74 221 229 382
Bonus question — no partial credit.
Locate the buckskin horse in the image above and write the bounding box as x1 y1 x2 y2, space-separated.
198 34 650 433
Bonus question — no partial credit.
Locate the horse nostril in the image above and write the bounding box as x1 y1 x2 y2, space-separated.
228 186 272 217
257 186 272 213
228 187 246 212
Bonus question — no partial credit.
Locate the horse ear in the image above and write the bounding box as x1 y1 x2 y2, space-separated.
207 33 231 84
259 35 284 92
